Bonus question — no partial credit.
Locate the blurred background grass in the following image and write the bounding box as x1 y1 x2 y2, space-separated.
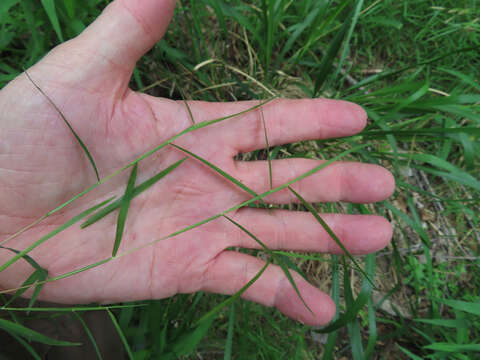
0 0 479 359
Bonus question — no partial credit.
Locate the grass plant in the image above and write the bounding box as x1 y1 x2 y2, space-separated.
0 0 479 359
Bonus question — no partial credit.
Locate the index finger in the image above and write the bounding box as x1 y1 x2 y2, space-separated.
184 98 367 152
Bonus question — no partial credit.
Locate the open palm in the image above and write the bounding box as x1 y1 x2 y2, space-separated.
0 0 394 326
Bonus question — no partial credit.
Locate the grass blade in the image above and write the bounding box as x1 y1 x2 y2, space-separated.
0 197 114 273
0 318 80 346
224 302 235 360
313 5 351 96
423 343 480 352
287 186 375 286
112 163 138 257
73 312 104 360
3 270 42 307
261 109 273 189
107 309 134 360
40 0 64 42
0 246 45 272
10 332 42 360
223 215 313 315
82 158 186 229
171 144 264 201
24 71 99 181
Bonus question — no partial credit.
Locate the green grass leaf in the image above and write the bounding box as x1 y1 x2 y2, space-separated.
113 163 138 257
313 2 352 96
82 158 186 229
0 318 80 346
40 0 64 42
261 109 273 190
24 71 99 181
223 215 313 315
423 343 480 352
434 298 480 316
107 309 134 360
0 197 114 273
224 302 235 360
287 186 375 286
74 312 104 360
171 144 264 201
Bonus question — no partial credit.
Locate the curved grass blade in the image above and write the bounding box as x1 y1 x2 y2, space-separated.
113 163 138 257
287 186 375 287
0 197 114 273
24 71 99 181
82 158 186 229
261 109 273 190
170 144 265 204
73 312 104 360
10 332 42 360
107 309 134 360
0 318 81 346
0 246 45 272
195 260 271 326
223 215 313 315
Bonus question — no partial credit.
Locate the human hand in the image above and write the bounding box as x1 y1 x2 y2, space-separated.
0 0 394 326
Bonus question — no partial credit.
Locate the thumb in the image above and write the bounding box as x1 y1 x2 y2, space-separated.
77 0 176 70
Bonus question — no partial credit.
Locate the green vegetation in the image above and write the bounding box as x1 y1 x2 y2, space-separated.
1 0 479 359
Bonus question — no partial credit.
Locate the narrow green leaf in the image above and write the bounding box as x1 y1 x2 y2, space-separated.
397 344 424 360
9 332 42 360
261 109 273 190
82 158 186 228
424 343 480 352
224 303 235 360
347 318 365 360
0 197 114 273
3 270 42 307
321 256 339 360
113 163 138 257
195 260 270 326
414 318 469 328
107 309 134 360
4 304 145 312
287 186 375 286
40 0 64 42
223 215 313 315
316 254 375 333
172 316 214 357
0 318 80 346
27 269 47 312
24 71 99 181
313 8 351 96
74 312 104 360
0 246 45 272
435 298 480 316
171 145 268 206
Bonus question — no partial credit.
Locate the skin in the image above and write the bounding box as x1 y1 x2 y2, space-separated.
0 0 395 326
